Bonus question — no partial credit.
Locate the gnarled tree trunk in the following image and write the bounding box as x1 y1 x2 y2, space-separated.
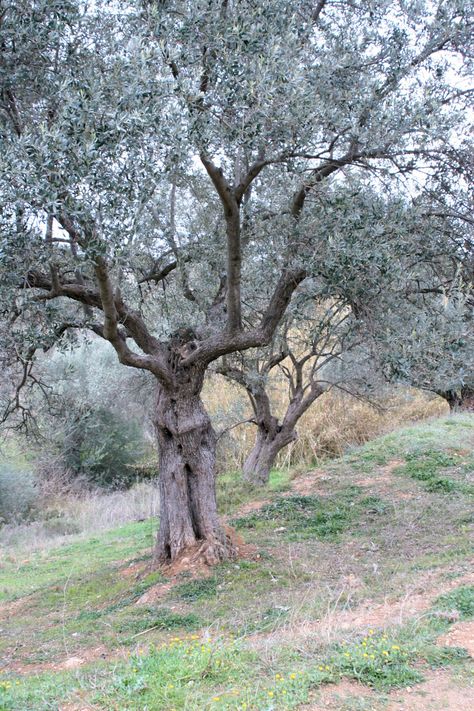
242 381 324 486
243 424 297 485
153 368 236 566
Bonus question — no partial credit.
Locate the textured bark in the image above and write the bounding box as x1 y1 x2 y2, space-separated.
243 425 296 486
242 380 324 486
153 366 236 565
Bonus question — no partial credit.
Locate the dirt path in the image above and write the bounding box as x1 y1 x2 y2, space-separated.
385 668 474 711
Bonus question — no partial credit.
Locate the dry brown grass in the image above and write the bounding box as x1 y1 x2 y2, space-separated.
0 481 160 551
203 375 449 470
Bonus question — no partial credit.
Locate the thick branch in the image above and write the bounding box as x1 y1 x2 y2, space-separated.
312 0 327 23
201 153 242 332
92 258 170 381
185 268 307 366
21 267 171 382
138 260 178 284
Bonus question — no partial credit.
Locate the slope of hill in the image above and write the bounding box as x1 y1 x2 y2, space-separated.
0 414 473 710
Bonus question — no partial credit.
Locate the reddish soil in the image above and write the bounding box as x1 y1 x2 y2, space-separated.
119 560 149 579
0 593 37 622
292 469 334 495
386 669 474 711
437 619 474 657
8 645 123 676
302 680 373 710
303 670 474 711
135 526 258 605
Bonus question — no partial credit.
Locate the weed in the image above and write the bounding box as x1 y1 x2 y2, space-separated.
233 491 388 541
328 632 423 690
113 607 201 635
176 576 219 601
395 449 474 495
433 585 474 620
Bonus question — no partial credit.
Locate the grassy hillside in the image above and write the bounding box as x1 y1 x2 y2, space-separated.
0 414 473 710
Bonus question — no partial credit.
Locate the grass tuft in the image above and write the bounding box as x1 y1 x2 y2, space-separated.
233 490 388 541
433 585 474 620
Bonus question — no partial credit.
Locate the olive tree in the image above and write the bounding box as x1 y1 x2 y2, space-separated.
1 0 472 564
218 298 356 485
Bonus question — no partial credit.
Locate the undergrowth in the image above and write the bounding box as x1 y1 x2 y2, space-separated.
232 490 389 541
1 415 473 710
395 449 474 495
433 585 474 620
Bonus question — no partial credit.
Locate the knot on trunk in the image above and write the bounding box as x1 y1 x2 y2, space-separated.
168 328 200 372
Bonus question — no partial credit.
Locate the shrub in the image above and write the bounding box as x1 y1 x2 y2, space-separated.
0 461 37 524
61 406 148 489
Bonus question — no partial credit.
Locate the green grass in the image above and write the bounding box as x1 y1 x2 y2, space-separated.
343 413 474 472
0 520 155 603
1 616 470 710
232 489 389 541
176 576 219 602
394 449 474 495
112 607 202 635
433 585 474 620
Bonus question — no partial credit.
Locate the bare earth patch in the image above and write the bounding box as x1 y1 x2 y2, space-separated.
0 593 36 622
119 560 149 579
300 668 474 711
385 669 474 711
301 679 374 710
437 619 474 657
8 644 122 675
291 470 334 495
135 579 177 605
355 460 409 495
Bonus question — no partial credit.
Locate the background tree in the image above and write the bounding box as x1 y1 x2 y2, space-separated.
36 341 151 489
218 299 354 485
0 0 472 564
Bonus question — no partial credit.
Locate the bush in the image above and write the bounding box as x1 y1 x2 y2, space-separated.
62 406 148 489
0 461 37 524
